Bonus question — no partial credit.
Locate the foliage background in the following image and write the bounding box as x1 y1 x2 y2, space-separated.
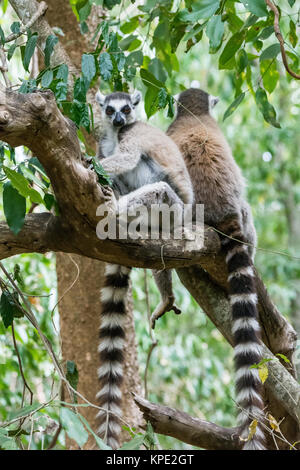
0 0 299 450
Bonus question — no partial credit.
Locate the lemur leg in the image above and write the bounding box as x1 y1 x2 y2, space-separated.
150 269 181 329
101 182 185 328
117 181 184 214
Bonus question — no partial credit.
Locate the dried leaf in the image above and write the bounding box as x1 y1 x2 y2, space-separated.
268 414 280 432
258 363 269 384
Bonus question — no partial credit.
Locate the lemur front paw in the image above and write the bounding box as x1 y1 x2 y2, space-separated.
151 296 181 329
101 186 118 214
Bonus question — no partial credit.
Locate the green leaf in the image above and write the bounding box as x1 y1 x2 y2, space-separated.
157 88 168 108
3 166 44 205
144 421 156 449
288 0 295 6
74 76 88 102
23 33 38 72
3 181 26 235
99 52 113 81
223 93 245 121
0 292 15 328
219 32 245 67
78 1 91 21
259 43 280 61
10 22 20 34
60 408 88 448
179 1 219 22
240 0 268 17
148 58 167 83
103 0 121 9
206 15 224 49
44 193 55 210
0 26 5 46
140 68 165 118
120 15 141 34
276 353 291 364
81 54 96 83
236 49 248 74
0 434 18 450
77 414 112 450
7 43 17 61
119 35 140 51
41 69 54 88
44 35 59 68
9 402 43 420
140 68 164 91
258 26 274 40
289 20 298 48
66 360 79 392
120 433 145 450
255 87 281 128
260 60 279 94
184 23 206 42
56 64 69 82
90 157 112 186
126 51 143 67
80 21 89 35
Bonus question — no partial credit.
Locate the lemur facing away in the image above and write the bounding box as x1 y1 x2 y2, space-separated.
95 90 193 448
167 88 265 450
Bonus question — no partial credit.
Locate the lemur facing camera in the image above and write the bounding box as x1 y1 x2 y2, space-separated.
95 90 193 449
167 88 264 450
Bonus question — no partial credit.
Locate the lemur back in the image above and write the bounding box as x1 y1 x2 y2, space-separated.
167 88 265 450
96 90 193 448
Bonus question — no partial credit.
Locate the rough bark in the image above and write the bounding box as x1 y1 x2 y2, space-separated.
133 394 242 450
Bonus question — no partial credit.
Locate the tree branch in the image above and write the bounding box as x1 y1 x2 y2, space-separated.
5 1 48 44
133 394 242 450
265 0 300 80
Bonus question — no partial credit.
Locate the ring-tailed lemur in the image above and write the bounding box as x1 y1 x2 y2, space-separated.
95 90 193 449
167 88 265 450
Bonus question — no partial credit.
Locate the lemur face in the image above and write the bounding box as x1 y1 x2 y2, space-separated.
96 90 142 128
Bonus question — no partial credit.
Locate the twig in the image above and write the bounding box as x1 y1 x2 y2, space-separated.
46 423 62 450
0 47 12 88
11 322 34 407
143 269 158 399
4 1 48 44
265 0 300 80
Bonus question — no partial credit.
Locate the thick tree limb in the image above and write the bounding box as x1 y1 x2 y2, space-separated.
133 394 242 450
0 213 219 269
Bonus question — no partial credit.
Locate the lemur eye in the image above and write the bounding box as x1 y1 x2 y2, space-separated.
106 106 115 116
122 105 131 115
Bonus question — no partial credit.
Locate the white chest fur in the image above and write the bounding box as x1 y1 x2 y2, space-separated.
101 127 119 158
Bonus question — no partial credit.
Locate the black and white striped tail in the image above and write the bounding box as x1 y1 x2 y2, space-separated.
97 263 131 449
220 219 265 450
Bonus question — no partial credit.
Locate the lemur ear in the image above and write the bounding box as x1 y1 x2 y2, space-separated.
209 95 219 108
96 91 106 107
130 90 142 106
